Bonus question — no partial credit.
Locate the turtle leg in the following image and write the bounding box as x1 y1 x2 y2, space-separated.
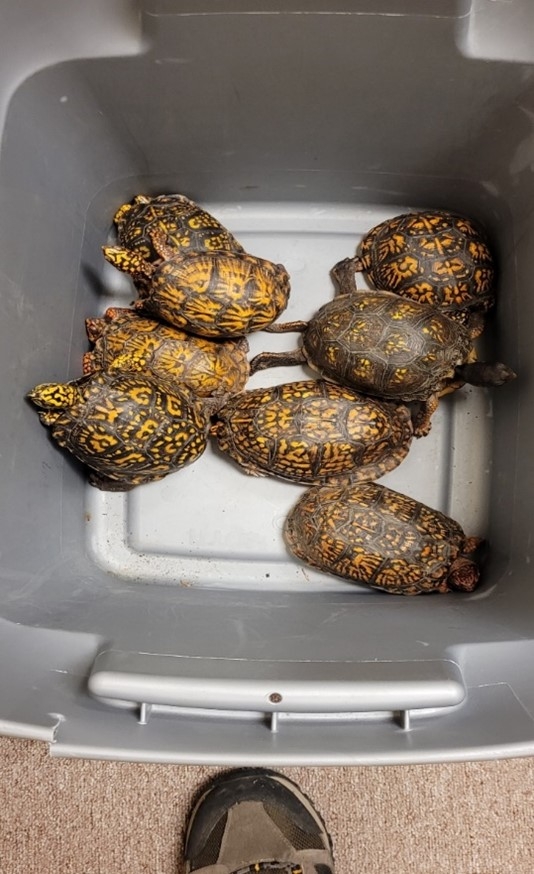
82 351 97 375
455 360 517 387
85 316 107 343
38 411 61 427
263 320 308 334
201 393 233 418
463 536 486 555
104 306 133 321
149 227 176 261
331 257 366 295
249 349 307 374
462 536 488 571
465 310 486 340
411 394 440 438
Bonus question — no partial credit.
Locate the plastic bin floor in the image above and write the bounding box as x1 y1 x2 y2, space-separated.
86 202 492 593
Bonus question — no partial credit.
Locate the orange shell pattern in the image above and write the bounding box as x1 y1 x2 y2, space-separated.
360 210 495 323
139 250 290 339
42 371 208 488
115 194 244 261
211 379 413 485
285 481 468 594
84 307 250 397
303 291 471 402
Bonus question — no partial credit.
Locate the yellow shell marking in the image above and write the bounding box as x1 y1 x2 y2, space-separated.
86 432 120 454
135 419 160 440
128 386 154 405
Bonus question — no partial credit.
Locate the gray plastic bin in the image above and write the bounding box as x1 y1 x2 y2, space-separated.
2 0 534 764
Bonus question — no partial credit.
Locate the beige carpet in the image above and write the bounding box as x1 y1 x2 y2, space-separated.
1 737 533 873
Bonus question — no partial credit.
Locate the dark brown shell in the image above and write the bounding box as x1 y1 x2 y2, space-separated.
303 291 471 402
138 250 290 339
29 371 208 490
211 379 413 485
114 193 244 261
359 210 495 328
285 481 481 594
84 307 250 397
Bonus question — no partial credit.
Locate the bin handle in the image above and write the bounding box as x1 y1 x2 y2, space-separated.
88 650 465 725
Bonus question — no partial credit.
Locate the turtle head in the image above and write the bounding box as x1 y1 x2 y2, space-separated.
447 536 486 593
447 558 480 592
102 245 154 280
27 381 81 410
455 360 517 387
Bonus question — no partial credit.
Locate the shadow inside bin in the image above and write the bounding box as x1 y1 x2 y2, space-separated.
81 262 137 304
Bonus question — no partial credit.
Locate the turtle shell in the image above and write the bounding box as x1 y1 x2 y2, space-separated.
84 307 250 397
28 371 208 490
358 210 495 328
137 250 290 339
114 193 244 262
211 379 413 485
285 481 481 594
303 291 472 402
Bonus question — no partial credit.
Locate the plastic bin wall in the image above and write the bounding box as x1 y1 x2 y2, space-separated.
1 0 534 763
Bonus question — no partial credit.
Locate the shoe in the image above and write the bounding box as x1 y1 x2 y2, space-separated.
185 768 335 874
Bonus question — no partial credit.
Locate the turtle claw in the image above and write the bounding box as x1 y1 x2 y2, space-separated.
411 395 439 438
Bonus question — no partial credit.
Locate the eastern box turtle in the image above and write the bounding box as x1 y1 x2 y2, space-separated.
27 370 209 491
333 209 495 337
251 291 515 436
103 232 290 339
113 193 244 262
211 379 414 485
285 481 484 595
84 307 250 398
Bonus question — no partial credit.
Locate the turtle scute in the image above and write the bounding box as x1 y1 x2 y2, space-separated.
302 291 472 403
285 481 484 595
335 209 495 337
113 193 244 261
27 370 209 491
251 288 515 437
210 379 414 485
103 246 291 339
83 307 250 398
